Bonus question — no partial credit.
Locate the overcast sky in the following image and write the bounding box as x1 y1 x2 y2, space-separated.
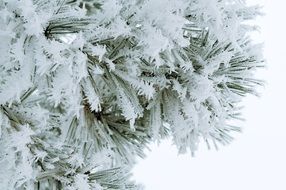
132 1 286 189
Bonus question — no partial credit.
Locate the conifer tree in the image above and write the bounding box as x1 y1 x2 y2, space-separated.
0 0 263 189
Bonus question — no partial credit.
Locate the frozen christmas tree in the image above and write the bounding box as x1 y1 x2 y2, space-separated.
0 0 263 189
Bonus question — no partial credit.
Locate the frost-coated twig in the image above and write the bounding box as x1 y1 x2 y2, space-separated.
0 0 263 189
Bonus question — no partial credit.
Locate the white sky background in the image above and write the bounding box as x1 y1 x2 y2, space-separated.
132 0 286 189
